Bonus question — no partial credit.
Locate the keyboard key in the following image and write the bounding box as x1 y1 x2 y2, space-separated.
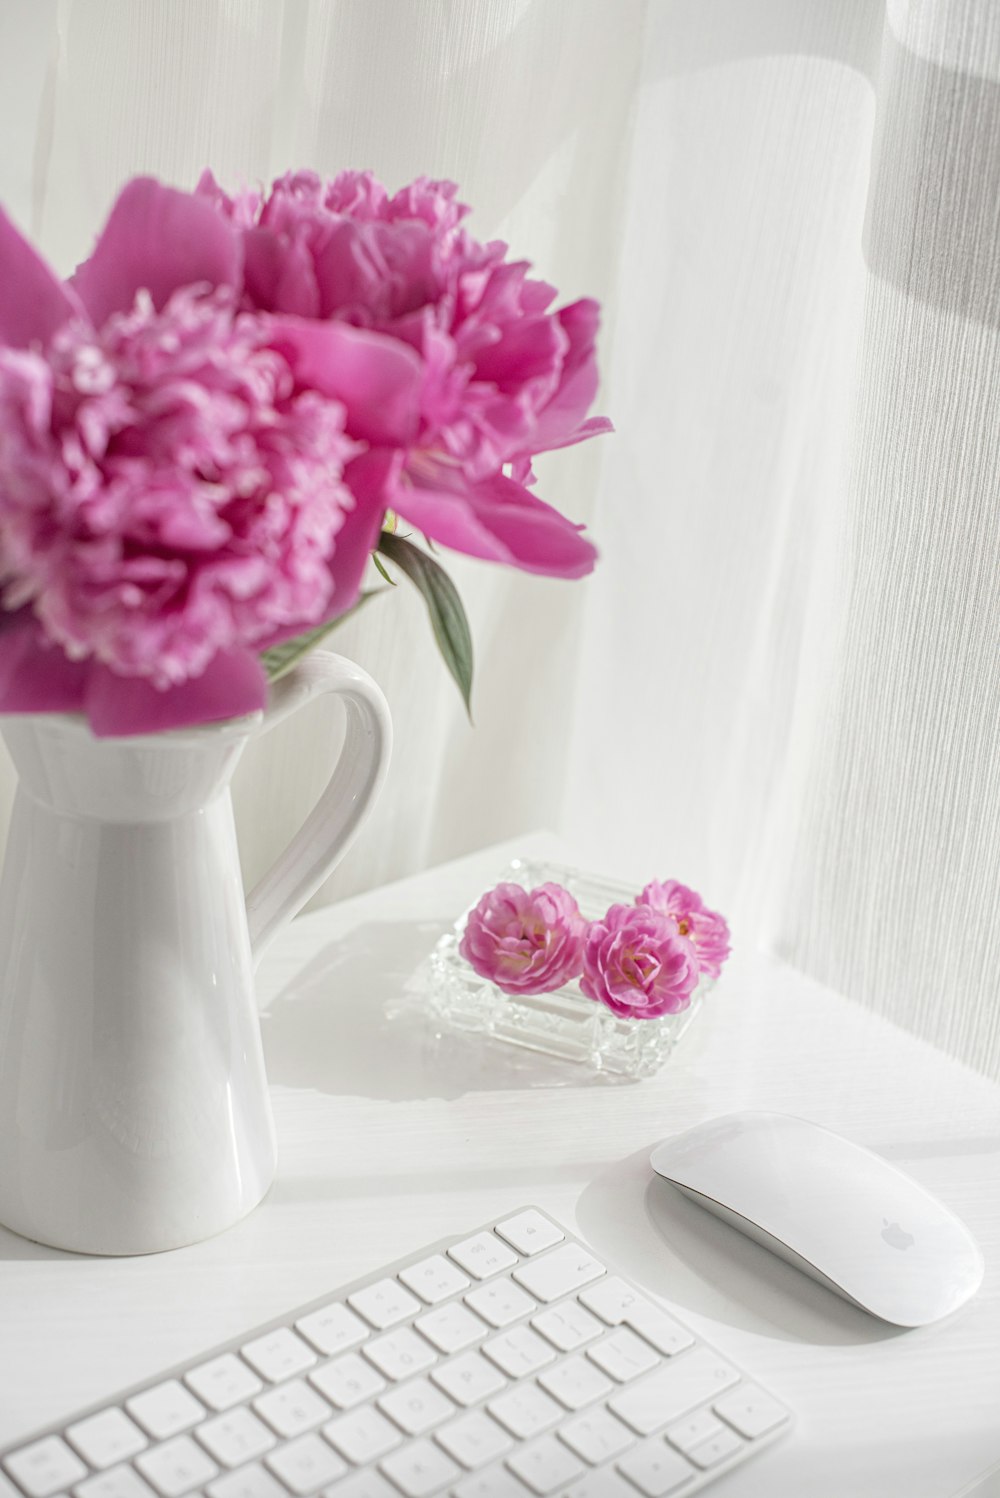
363 1327 437 1381
578 1277 648 1325
324 1474 397 1498
398 1255 470 1305
506 1435 584 1495
512 1246 604 1304
75 1467 157 1498
348 1279 421 1330
435 1410 512 1470
616 1439 694 1496
414 1303 488 1355
310 1352 385 1411
688 1426 744 1470
625 1305 695 1359
432 1352 507 1408
537 1356 612 1411
609 1348 740 1436
586 1329 660 1383
378 1378 456 1437
5 1438 88 1498
487 1386 562 1441
449 1233 519 1281
253 1381 331 1439
207 1464 286 1498
713 1384 789 1440
67 1410 147 1470
126 1384 207 1441
530 1304 602 1353
465 1280 536 1330
136 1435 219 1497
265 1435 346 1495
186 1356 263 1414
379 1438 460 1497
195 1410 275 1468
578 1279 692 1356
562 1472 641 1498
241 1329 316 1384
295 1303 369 1358
322 1407 401 1465
482 1328 555 1379
495 1212 564 1257
454 1467 533 1498
557 1407 635 1465
664 1408 727 1456
323 1474 397 1498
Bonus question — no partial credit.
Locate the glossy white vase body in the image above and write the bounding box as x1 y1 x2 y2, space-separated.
0 653 391 1255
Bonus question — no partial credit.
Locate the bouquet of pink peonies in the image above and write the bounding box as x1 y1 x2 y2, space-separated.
0 171 609 736
459 877 731 1019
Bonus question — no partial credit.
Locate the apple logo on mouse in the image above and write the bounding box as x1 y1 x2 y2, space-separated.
882 1218 915 1250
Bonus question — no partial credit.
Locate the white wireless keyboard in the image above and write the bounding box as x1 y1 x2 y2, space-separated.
0 1209 793 1498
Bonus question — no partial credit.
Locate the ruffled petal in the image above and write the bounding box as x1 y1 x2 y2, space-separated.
254 465 390 650
268 317 422 446
528 298 605 452
83 649 267 737
392 466 597 579
70 177 242 325
0 206 82 349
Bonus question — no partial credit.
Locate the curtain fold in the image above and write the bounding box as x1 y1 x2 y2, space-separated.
0 0 997 1074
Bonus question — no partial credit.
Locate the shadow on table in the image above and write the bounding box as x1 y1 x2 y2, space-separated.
262 918 638 1102
576 1145 905 1348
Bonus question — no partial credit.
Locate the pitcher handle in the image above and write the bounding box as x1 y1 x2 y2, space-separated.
244 651 392 969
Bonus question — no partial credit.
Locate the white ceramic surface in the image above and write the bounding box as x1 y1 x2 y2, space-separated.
0 652 391 1256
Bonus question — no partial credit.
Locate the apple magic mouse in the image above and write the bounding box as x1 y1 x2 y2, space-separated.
650 1111 983 1326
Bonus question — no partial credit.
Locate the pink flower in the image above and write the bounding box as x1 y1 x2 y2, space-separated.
459 881 587 996
0 179 387 735
637 880 731 980
580 904 699 1018
198 169 610 580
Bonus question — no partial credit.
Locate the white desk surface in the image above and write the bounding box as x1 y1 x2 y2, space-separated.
2 831 999 1497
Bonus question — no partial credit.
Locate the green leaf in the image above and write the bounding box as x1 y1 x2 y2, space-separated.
372 552 396 586
260 590 384 683
377 532 474 717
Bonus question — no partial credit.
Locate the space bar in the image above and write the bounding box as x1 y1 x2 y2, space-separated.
609 1347 740 1435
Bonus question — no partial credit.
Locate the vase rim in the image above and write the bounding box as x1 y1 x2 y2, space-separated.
0 706 264 748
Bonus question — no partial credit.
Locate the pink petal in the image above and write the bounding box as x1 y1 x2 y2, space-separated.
83 649 267 737
70 177 242 326
268 317 422 447
529 298 604 452
0 206 82 348
254 467 390 650
0 618 87 712
393 467 597 579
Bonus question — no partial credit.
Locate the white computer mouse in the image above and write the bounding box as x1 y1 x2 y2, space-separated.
650 1111 984 1327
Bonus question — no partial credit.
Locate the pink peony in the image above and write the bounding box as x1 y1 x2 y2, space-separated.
0 179 388 735
580 903 700 1019
459 881 587 996
637 880 731 980
197 169 610 579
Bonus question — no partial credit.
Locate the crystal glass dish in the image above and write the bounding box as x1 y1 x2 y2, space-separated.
424 858 709 1079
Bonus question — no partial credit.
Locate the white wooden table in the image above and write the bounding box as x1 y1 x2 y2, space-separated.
2 832 999 1496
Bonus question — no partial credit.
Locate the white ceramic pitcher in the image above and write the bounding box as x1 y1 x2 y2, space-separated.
0 651 391 1256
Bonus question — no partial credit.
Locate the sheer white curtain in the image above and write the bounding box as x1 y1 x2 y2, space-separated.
1 1 998 1075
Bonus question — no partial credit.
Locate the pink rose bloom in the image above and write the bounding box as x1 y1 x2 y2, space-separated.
580 903 699 1019
459 881 586 996
637 880 731 980
197 168 610 580
0 179 387 735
